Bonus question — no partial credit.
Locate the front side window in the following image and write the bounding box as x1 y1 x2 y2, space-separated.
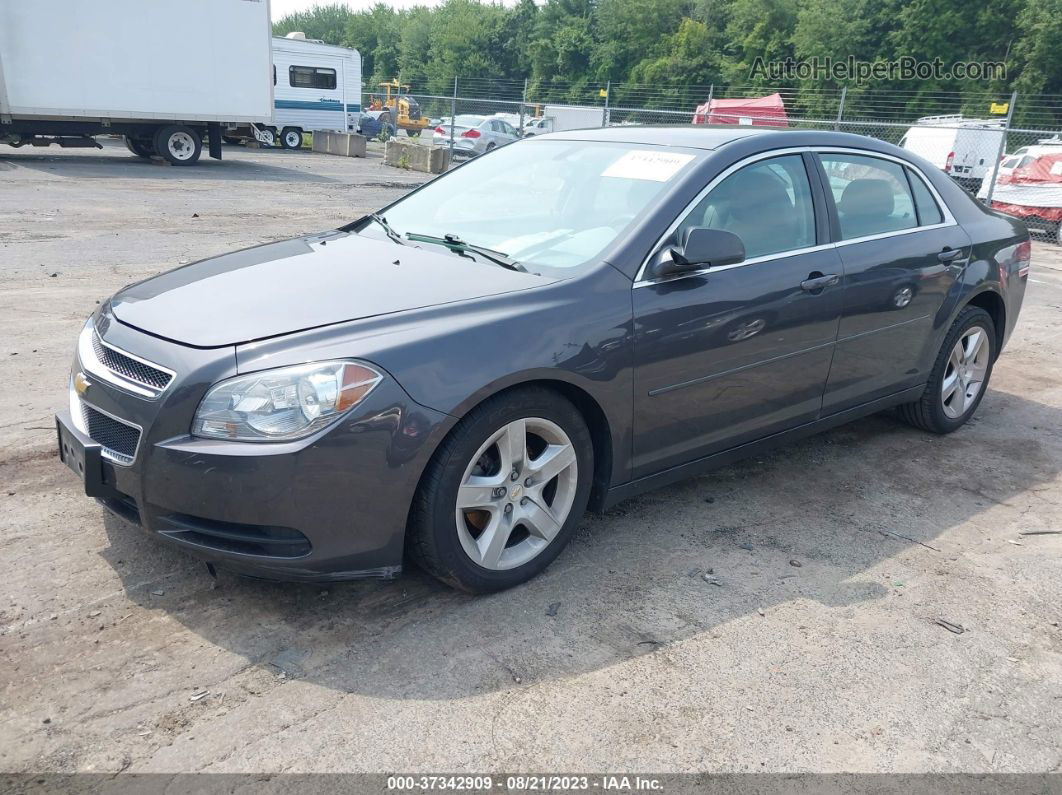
289 65 336 90
676 154 816 259
360 141 698 273
820 154 916 240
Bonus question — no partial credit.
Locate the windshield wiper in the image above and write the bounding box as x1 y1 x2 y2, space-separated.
405 232 526 272
364 213 408 247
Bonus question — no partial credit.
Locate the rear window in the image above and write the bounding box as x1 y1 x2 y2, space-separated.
820 154 917 240
289 65 336 90
907 169 944 225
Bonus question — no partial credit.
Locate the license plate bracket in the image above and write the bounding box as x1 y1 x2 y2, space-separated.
56 412 110 498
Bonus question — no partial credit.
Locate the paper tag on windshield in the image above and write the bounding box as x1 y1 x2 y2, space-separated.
602 150 695 182
1051 161 1062 177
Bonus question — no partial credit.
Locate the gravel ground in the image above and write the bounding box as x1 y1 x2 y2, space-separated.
1 140 1060 776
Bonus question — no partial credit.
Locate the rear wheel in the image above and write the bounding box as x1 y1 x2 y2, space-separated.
897 305 996 433
408 387 593 593
153 125 202 165
124 135 155 159
280 127 303 150
404 128 419 138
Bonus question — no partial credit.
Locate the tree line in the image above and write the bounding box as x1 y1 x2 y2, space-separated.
274 0 1062 125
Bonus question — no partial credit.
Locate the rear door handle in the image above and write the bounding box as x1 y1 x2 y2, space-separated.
800 273 840 292
938 248 965 263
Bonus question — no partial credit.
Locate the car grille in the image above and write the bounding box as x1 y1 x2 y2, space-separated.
81 403 141 465
90 333 173 394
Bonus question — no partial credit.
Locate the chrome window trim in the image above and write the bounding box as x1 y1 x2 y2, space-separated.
633 145 959 288
78 398 144 466
78 322 175 400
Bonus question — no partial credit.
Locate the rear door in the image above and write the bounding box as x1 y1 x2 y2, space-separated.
815 151 971 413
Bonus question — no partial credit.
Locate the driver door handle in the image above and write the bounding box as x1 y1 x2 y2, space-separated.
800 273 840 292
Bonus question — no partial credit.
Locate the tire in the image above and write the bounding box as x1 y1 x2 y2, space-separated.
280 127 303 150
408 387 593 593
485 142 497 152
153 125 202 165
404 128 419 138
897 305 996 434
124 135 155 159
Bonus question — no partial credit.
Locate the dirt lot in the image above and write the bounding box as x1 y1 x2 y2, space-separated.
1 141 1061 775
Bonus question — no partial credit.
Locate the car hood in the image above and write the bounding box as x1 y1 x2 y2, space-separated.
110 231 554 347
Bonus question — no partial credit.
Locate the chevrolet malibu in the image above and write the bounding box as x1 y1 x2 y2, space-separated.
56 128 1029 592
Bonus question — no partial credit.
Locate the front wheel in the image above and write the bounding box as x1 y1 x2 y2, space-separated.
280 127 303 150
408 388 593 593
897 305 996 433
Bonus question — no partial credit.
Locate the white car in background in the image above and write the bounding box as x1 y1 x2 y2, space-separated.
433 115 520 157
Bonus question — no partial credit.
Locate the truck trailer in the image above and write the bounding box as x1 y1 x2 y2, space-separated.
0 0 273 165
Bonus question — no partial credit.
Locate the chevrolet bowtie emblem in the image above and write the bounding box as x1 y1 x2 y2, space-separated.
74 372 91 395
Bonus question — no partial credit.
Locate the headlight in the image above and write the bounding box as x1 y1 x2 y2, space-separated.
192 360 383 442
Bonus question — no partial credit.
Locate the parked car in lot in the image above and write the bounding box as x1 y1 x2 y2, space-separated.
980 150 1062 244
57 127 1029 593
433 114 519 157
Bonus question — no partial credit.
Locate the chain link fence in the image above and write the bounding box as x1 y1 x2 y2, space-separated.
364 79 1062 244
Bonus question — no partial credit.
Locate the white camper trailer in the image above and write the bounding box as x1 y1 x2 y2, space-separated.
267 33 362 149
0 0 272 164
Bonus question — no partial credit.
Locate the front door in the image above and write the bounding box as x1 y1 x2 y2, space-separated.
815 152 971 413
632 153 844 477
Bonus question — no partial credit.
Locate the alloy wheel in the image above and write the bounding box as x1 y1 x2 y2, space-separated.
455 417 578 570
941 326 990 418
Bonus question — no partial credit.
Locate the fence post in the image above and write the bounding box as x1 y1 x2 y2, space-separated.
984 91 1017 206
602 81 610 128
449 77 457 161
834 86 847 131
520 78 527 136
706 84 714 121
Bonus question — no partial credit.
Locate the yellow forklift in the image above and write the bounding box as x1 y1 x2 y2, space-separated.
367 79 430 137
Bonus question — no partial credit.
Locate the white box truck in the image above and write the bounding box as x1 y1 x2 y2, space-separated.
266 33 362 150
522 104 604 136
0 0 273 165
899 115 1006 191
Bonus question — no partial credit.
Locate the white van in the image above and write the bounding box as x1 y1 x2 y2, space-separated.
268 33 362 149
899 115 1006 191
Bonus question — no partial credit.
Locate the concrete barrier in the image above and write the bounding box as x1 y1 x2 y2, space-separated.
384 139 451 174
311 131 367 158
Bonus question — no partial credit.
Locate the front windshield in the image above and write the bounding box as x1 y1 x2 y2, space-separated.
359 140 698 272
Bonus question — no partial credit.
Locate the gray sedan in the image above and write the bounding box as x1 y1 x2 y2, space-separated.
433 114 520 157
56 127 1029 593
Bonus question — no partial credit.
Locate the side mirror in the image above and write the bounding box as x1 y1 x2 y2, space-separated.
650 227 746 279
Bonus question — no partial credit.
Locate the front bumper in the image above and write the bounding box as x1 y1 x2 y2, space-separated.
59 313 451 581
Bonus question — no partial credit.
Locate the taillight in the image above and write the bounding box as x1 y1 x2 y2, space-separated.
945 151 955 171
1016 239 1031 277
433 126 445 134
462 129 481 138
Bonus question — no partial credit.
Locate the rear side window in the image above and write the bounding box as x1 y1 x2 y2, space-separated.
819 154 916 240
289 65 337 90
677 154 816 259
907 169 944 225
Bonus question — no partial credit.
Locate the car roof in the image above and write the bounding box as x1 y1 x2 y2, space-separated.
545 125 775 150
543 125 906 154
